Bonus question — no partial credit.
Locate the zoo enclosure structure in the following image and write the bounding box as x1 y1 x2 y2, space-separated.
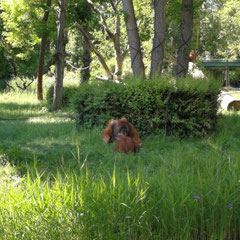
201 60 240 86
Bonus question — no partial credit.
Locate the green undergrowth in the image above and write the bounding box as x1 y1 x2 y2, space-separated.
1 91 240 239
1 134 240 239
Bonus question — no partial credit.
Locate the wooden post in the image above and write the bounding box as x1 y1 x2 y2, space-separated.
226 60 230 87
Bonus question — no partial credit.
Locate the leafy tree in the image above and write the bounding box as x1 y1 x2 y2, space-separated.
52 0 68 111
200 0 240 59
122 0 145 79
74 0 131 80
150 0 166 78
176 0 193 78
37 0 52 100
0 10 13 89
80 22 91 83
67 0 93 83
0 0 57 91
0 0 39 79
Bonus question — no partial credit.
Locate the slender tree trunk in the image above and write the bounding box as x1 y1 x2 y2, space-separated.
86 0 124 79
52 0 67 111
195 19 200 49
37 0 51 100
113 14 123 79
150 0 166 78
122 0 145 79
176 0 193 78
80 23 91 84
76 24 113 78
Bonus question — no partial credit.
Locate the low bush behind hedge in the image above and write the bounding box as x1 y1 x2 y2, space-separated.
72 76 221 137
46 85 79 107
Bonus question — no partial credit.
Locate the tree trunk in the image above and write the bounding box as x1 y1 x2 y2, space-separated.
122 0 145 79
113 13 123 79
52 0 67 111
150 0 166 78
76 24 113 78
176 0 193 78
86 0 124 80
80 24 91 84
37 0 51 100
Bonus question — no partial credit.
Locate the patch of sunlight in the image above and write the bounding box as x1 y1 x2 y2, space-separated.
0 92 40 104
1 109 42 114
0 154 24 189
231 93 240 100
27 116 73 123
207 139 221 152
221 87 240 100
220 110 240 116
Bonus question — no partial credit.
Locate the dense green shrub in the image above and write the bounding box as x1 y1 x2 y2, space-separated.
0 49 12 91
0 79 8 91
46 85 79 107
230 69 240 87
72 76 221 137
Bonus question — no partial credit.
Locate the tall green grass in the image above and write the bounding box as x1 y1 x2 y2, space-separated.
1 92 240 239
1 145 240 239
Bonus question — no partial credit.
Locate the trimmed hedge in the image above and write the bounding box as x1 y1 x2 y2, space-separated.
72 76 221 137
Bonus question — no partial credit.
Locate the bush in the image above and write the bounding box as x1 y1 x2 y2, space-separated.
46 85 79 107
72 76 221 137
0 49 12 92
0 79 8 92
230 69 240 87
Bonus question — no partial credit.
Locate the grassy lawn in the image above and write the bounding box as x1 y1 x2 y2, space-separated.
1 91 240 239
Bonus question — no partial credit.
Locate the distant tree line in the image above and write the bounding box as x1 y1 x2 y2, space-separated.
0 0 239 110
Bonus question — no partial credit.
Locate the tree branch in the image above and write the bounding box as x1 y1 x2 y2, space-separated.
66 60 89 70
76 24 113 78
86 0 114 39
164 50 176 65
109 0 117 12
16 78 34 91
96 75 124 84
5 81 15 91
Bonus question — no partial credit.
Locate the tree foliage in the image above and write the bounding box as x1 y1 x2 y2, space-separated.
199 0 240 59
0 0 56 79
0 0 239 93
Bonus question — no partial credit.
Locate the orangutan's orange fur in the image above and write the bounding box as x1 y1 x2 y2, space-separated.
101 118 142 147
114 135 140 153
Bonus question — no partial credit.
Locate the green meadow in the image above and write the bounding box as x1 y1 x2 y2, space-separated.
1 91 240 239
